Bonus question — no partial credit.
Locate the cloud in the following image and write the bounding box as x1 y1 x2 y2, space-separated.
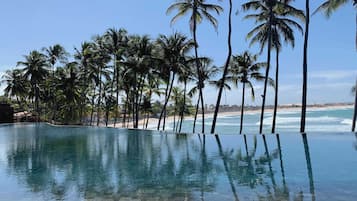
309 70 357 80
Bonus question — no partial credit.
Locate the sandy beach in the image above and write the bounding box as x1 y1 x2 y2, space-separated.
106 103 354 130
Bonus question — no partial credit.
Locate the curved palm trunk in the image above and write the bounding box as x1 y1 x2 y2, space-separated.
157 79 170 130
90 91 95 126
193 97 200 133
272 50 279 133
301 0 310 133
211 0 233 134
352 78 357 131
240 82 246 134
193 12 205 133
158 74 175 130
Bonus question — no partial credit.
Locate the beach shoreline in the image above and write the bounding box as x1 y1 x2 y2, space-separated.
106 103 354 130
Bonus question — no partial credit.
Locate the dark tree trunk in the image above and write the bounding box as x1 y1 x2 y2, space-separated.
272 50 279 133
123 91 129 128
211 0 233 134
90 88 96 126
259 8 273 134
352 78 357 131
301 0 310 133
158 73 176 130
193 9 205 133
179 80 187 133
193 97 200 133
240 82 246 134
157 79 170 130
96 66 102 127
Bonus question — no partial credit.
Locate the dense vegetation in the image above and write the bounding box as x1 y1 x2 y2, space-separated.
1 0 356 133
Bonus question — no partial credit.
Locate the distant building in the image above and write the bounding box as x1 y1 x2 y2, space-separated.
0 104 14 123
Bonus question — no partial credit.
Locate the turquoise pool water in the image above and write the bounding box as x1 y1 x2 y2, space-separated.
0 124 357 200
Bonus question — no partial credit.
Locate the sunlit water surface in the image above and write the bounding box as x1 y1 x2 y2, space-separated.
0 123 357 200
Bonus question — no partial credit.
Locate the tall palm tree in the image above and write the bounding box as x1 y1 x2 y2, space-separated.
156 33 194 131
353 80 357 131
1 69 29 107
229 51 267 134
242 0 304 133
42 44 68 121
211 0 233 134
314 0 357 131
17 51 49 117
167 0 223 133
104 28 128 127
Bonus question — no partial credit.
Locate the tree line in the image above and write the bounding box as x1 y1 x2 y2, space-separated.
1 0 356 133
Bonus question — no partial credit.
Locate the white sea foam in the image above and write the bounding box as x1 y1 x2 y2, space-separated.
341 119 353 125
257 116 340 125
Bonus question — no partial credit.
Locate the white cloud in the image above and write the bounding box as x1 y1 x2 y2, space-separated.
309 70 357 80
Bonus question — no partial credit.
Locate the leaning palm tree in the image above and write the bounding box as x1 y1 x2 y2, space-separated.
229 51 267 134
211 0 233 134
314 0 357 131
155 33 194 131
167 0 223 133
242 0 304 133
17 51 49 118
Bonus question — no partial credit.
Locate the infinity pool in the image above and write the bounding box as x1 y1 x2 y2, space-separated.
0 124 356 200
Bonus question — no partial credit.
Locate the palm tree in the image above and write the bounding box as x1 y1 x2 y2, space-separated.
314 0 357 132
17 50 49 118
352 80 357 131
301 0 310 133
211 0 233 134
188 57 219 133
74 42 95 124
229 51 267 134
167 0 223 133
242 0 304 133
42 44 68 121
104 28 128 127
1 69 29 108
155 33 194 131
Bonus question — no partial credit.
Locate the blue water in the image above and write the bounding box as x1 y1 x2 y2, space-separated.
0 123 357 200
174 107 355 134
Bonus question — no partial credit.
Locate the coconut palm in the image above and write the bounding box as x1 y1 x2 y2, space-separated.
211 0 233 134
314 0 357 132
17 50 49 117
188 57 219 133
229 51 267 134
301 0 310 133
167 0 223 133
103 28 128 127
42 44 68 121
242 0 304 133
1 69 29 108
155 33 194 131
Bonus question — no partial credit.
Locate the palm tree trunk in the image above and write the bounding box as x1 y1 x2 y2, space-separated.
193 97 200 133
211 0 233 134
352 78 357 131
96 67 102 127
90 89 96 126
240 82 246 134
157 80 170 130
158 73 176 130
301 0 310 133
272 50 280 133
259 17 272 134
112 56 118 127
179 81 187 133
123 92 129 128
193 12 205 133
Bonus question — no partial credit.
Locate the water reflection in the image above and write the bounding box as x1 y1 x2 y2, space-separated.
1 124 357 200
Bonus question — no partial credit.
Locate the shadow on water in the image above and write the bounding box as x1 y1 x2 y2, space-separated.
3 124 357 200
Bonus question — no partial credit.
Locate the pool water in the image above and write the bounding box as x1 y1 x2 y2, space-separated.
0 123 357 200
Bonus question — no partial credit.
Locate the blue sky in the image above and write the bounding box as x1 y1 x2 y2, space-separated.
0 0 356 106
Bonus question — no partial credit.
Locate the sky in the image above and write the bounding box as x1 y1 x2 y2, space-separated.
0 0 356 106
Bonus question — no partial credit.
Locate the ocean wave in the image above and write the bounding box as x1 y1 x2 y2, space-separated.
341 119 353 125
257 116 340 125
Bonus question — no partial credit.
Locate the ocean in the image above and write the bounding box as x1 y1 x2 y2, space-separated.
170 106 355 134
